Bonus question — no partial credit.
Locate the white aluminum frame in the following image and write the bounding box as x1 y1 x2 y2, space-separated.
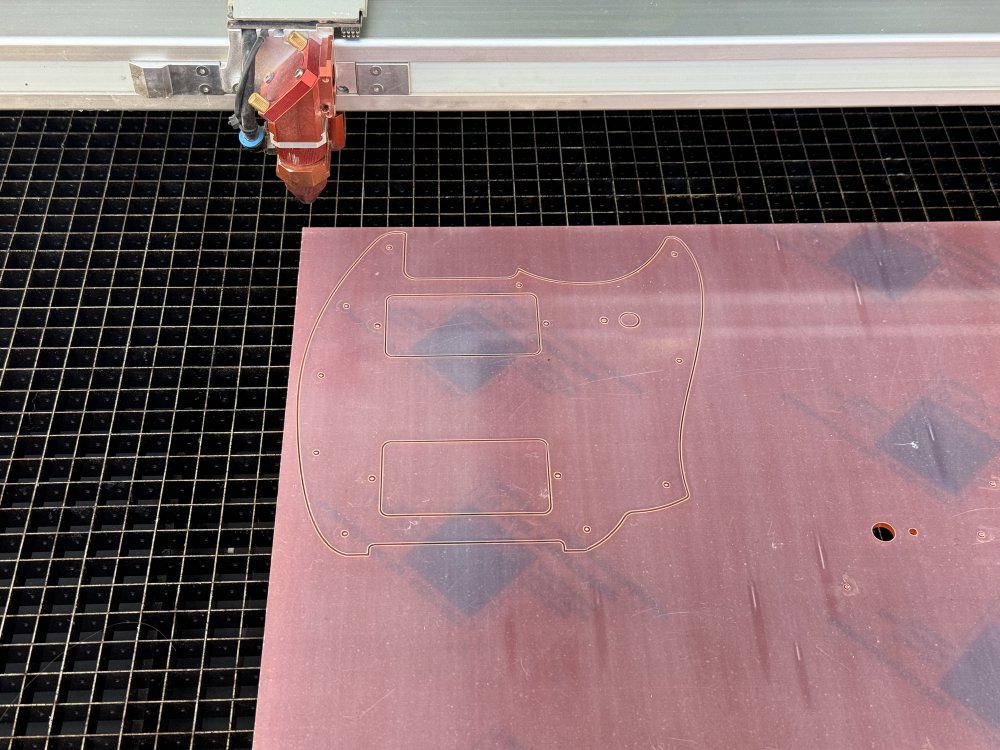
3 0 1000 110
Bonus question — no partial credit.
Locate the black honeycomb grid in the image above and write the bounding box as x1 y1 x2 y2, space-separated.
1 107 999 748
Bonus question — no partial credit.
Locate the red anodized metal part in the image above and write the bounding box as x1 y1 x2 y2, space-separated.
258 35 346 203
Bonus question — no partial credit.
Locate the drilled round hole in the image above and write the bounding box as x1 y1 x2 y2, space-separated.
909 528 918 536
872 522 896 542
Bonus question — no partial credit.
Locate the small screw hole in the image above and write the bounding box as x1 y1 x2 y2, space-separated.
872 522 896 542
908 528 918 536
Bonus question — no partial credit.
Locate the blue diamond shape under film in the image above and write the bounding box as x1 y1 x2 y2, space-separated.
941 623 1000 729
406 518 535 614
878 398 998 496
830 227 938 298
411 307 520 392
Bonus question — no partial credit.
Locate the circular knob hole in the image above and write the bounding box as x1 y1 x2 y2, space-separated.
872 522 896 542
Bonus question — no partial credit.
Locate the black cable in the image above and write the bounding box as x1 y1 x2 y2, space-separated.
229 29 268 137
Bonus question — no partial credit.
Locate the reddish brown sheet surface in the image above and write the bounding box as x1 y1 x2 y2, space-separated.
256 224 1000 749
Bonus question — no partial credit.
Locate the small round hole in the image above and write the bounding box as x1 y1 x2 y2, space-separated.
908 528 918 536
872 522 896 542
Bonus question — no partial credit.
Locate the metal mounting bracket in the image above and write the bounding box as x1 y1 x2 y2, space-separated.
334 62 410 96
130 30 244 98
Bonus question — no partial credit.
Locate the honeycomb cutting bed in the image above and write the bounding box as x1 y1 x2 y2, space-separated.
2 107 1000 748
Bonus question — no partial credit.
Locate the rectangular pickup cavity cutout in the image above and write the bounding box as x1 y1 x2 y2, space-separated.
380 439 552 516
385 293 542 357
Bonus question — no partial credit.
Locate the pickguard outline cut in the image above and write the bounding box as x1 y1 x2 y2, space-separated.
296 231 705 555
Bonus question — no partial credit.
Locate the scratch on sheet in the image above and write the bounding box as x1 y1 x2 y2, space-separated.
815 646 850 673
701 367 817 384
574 369 667 387
349 687 396 720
